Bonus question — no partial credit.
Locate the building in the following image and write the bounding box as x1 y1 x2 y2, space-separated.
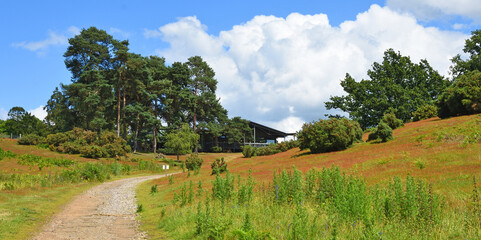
200 121 296 152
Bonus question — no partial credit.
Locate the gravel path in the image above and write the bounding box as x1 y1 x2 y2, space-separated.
32 174 174 240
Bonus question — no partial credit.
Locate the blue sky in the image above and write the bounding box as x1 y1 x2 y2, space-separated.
1 0 480 132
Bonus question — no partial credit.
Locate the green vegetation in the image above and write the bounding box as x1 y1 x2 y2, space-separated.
137 166 481 239
368 121 393 143
185 154 204 171
412 104 438 121
211 157 228 175
437 70 481 118
298 118 362 153
164 124 199 161
242 140 299 158
44 128 130 158
325 49 448 129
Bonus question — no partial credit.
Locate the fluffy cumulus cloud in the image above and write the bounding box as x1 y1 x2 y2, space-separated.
387 0 481 22
147 4 467 133
29 106 47 121
0 108 7 120
12 26 79 53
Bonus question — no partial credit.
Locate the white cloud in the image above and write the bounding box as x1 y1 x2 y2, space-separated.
109 27 130 38
151 5 467 131
268 116 305 134
12 26 79 53
387 0 481 22
0 108 7 120
29 106 47 121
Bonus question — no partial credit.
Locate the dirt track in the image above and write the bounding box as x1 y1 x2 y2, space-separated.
32 174 173 240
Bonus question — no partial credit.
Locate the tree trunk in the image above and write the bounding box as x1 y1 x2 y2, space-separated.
122 88 127 139
133 112 140 153
116 69 122 137
152 100 157 154
193 82 198 153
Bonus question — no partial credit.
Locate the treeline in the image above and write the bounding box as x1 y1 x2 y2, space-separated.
296 30 481 154
0 27 253 154
325 30 481 129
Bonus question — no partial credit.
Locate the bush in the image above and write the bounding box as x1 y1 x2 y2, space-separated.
368 122 393 142
412 104 438 121
45 128 130 158
18 134 44 145
275 140 299 152
242 145 256 158
298 118 363 153
256 144 281 156
211 146 222 153
437 70 481 118
80 145 106 159
185 153 204 171
381 112 404 130
211 157 227 175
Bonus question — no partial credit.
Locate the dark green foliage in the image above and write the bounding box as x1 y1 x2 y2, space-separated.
185 153 204 171
80 145 106 159
224 117 252 145
437 70 481 118
256 144 281 156
368 122 393 142
17 134 45 145
211 157 227 175
326 49 448 128
450 30 481 78
275 140 299 152
297 118 363 153
211 146 222 153
45 128 129 158
164 124 199 161
381 112 404 130
412 104 438 121
137 204 143 213
3 107 47 137
242 145 256 158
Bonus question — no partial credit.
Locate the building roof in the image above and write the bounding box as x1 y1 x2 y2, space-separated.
248 121 296 139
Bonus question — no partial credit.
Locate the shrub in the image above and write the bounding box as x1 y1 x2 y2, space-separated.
437 70 481 118
80 163 110 182
60 142 82 154
18 134 44 145
211 146 222 153
256 144 281 156
185 153 204 171
211 157 227 175
368 122 393 142
80 145 106 159
275 140 299 152
298 118 363 153
242 145 256 158
0 147 16 160
45 128 130 158
412 104 438 121
381 112 404 130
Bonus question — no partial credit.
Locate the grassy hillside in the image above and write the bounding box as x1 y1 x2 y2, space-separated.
0 138 178 239
136 114 481 239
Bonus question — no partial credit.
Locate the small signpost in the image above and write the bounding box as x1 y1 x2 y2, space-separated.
162 164 169 175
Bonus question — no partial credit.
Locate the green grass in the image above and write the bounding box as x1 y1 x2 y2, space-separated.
0 182 95 239
135 114 481 239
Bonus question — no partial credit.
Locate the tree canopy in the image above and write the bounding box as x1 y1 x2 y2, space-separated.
44 27 228 153
325 49 449 129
